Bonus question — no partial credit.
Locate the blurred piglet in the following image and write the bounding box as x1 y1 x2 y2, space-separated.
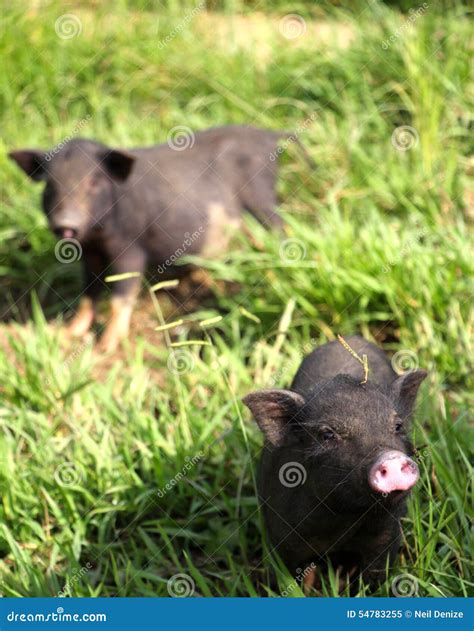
243 336 427 588
10 126 293 351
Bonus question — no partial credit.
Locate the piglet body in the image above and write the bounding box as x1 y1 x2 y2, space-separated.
244 336 427 585
10 126 288 351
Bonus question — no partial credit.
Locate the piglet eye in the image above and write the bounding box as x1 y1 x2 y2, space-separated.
319 428 335 441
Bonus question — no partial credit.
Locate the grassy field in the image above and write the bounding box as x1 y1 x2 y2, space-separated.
0 0 472 598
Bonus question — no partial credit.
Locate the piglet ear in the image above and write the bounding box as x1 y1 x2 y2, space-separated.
242 389 305 447
9 150 47 181
390 370 427 420
100 149 135 181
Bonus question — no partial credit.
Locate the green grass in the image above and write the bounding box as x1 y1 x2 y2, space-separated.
0 1 472 597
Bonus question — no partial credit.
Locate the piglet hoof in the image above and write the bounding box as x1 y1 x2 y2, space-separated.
303 566 317 595
58 325 83 349
65 298 95 338
95 296 134 354
65 319 92 339
337 565 358 594
361 569 386 591
96 332 123 354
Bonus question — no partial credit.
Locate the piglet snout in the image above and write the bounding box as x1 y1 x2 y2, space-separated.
369 450 419 494
53 227 78 240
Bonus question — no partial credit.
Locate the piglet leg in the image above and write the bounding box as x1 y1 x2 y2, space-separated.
303 565 318 594
98 294 137 353
66 249 105 338
97 249 145 353
67 296 96 337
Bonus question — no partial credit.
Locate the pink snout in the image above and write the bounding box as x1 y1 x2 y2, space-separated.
53 227 77 240
369 450 419 494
